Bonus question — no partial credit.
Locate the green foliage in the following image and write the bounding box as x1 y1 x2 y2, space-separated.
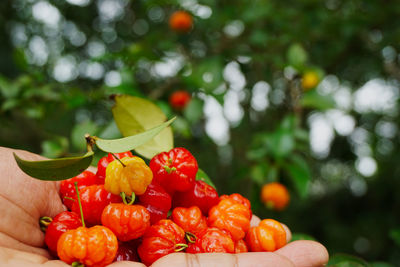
13 151 94 181
1 0 400 264
184 98 204 123
287 43 308 69
14 114 176 179
328 254 370 267
291 233 316 241
247 115 311 198
111 95 174 158
196 168 216 189
95 117 175 153
301 90 336 110
389 228 400 247
284 155 311 199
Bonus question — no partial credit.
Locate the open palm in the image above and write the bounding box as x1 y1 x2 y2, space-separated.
0 147 328 267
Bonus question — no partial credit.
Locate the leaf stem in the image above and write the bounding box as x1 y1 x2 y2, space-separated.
74 182 85 228
85 134 96 153
111 153 126 167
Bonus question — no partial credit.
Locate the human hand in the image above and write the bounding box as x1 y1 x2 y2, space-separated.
0 147 328 266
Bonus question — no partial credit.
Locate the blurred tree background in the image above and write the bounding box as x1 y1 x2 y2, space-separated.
1 0 400 265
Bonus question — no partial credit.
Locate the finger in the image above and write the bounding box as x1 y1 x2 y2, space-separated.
0 246 48 263
275 240 329 267
281 223 292 243
0 148 64 218
107 261 146 267
151 252 295 267
0 232 51 258
0 246 68 266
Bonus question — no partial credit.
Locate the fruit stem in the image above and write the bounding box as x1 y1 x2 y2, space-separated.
63 196 75 201
164 165 176 174
185 232 196 243
72 261 84 267
111 153 126 167
120 192 135 205
174 243 188 252
74 182 85 228
39 216 52 232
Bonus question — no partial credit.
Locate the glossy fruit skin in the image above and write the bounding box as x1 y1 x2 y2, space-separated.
208 198 251 241
138 219 186 266
169 91 191 110
186 228 235 253
235 239 248 253
169 11 193 33
171 206 207 235
245 219 287 252
260 182 290 210
96 152 133 183
60 170 98 210
220 193 252 217
105 156 153 196
173 180 219 215
71 185 122 226
301 71 319 91
44 211 81 254
101 203 150 241
114 240 140 262
138 181 172 224
150 147 198 194
57 225 118 267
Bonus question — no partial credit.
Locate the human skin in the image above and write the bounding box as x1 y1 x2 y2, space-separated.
0 147 329 266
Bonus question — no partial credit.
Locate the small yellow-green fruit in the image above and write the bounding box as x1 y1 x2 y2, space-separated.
301 71 320 91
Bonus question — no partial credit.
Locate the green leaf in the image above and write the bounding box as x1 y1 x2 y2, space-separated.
184 98 204 123
291 233 316 241
301 90 336 110
294 128 309 143
95 117 176 154
185 57 223 93
328 254 370 267
389 228 400 247
111 95 174 159
196 168 216 189
266 130 295 158
172 116 191 138
287 43 308 68
0 76 20 98
13 48 28 70
250 164 266 185
13 151 94 181
285 154 311 198
246 147 267 160
1 99 20 111
370 262 395 267
263 115 297 158
250 162 274 185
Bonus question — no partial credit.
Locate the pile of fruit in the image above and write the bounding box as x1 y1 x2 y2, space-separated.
42 147 288 266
